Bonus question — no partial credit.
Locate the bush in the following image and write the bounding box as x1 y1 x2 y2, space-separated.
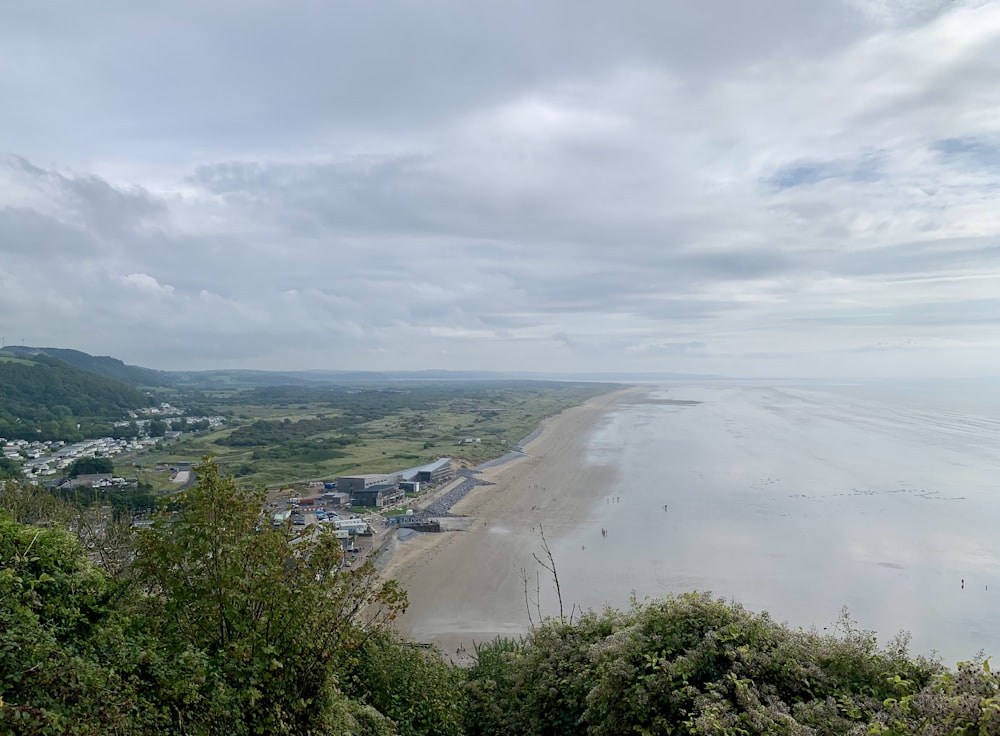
67 456 114 478
467 593 943 736
344 632 467 736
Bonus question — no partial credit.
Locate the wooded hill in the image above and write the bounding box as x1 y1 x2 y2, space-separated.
0 345 173 387
0 353 153 441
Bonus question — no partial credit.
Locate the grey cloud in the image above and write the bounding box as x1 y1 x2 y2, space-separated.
784 300 1000 328
628 341 709 356
0 1 862 163
848 340 919 352
0 207 97 255
6 155 163 234
827 238 1000 278
2 2 1000 375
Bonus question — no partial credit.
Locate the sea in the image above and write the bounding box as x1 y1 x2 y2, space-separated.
547 382 1000 664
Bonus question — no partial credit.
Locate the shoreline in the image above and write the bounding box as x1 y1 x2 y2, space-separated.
380 384 645 655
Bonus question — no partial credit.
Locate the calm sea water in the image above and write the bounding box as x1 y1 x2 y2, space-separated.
549 383 1000 664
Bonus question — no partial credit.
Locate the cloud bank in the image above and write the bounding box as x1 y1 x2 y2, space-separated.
1 0 998 377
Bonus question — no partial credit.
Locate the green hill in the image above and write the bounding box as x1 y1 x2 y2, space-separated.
0 345 173 387
0 354 154 441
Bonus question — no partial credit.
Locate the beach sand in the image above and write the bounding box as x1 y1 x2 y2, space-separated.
381 386 642 657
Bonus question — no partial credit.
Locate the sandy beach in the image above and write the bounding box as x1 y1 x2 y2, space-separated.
381 385 642 656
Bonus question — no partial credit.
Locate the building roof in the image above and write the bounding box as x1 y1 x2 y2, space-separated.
398 457 452 481
420 457 452 472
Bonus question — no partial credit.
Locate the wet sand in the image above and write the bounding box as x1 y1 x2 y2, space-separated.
382 382 1000 663
382 386 642 655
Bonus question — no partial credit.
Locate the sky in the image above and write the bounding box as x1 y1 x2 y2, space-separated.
1 0 999 377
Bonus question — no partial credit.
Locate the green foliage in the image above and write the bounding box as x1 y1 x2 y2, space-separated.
0 354 153 441
0 480 76 527
464 636 527 736
0 456 22 480
344 633 467 736
0 461 436 735
251 437 352 462
224 416 356 446
67 456 114 478
465 594 946 736
0 513 127 733
0 345 173 387
50 484 157 516
133 458 410 733
868 659 1000 735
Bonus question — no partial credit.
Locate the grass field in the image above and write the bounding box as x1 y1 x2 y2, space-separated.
126 382 617 489
0 355 37 366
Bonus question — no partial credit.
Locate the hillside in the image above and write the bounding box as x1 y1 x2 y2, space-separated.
0 345 173 387
0 354 154 441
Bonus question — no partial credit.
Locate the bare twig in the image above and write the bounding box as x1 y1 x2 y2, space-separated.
534 570 542 624
520 566 536 630
531 523 564 624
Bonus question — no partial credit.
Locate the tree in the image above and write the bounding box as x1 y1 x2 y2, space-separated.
0 456 22 480
68 456 114 478
0 512 136 733
344 632 466 736
133 458 408 734
147 419 168 437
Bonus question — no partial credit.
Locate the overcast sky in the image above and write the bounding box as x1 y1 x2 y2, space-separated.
1 0 998 377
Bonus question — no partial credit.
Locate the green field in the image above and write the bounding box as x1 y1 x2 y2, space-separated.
0 355 37 366
127 381 617 488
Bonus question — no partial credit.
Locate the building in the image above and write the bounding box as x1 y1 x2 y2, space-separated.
67 473 113 489
336 473 401 494
272 510 292 527
386 512 421 526
398 457 454 486
333 518 370 534
322 491 351 508
414 458 453 485
350 483 405 508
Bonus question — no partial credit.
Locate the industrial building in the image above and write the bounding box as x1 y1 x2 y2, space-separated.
350 483 405 508
398 457 454 486
414 457 453 485
335 473 402 494
322 491 351 509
